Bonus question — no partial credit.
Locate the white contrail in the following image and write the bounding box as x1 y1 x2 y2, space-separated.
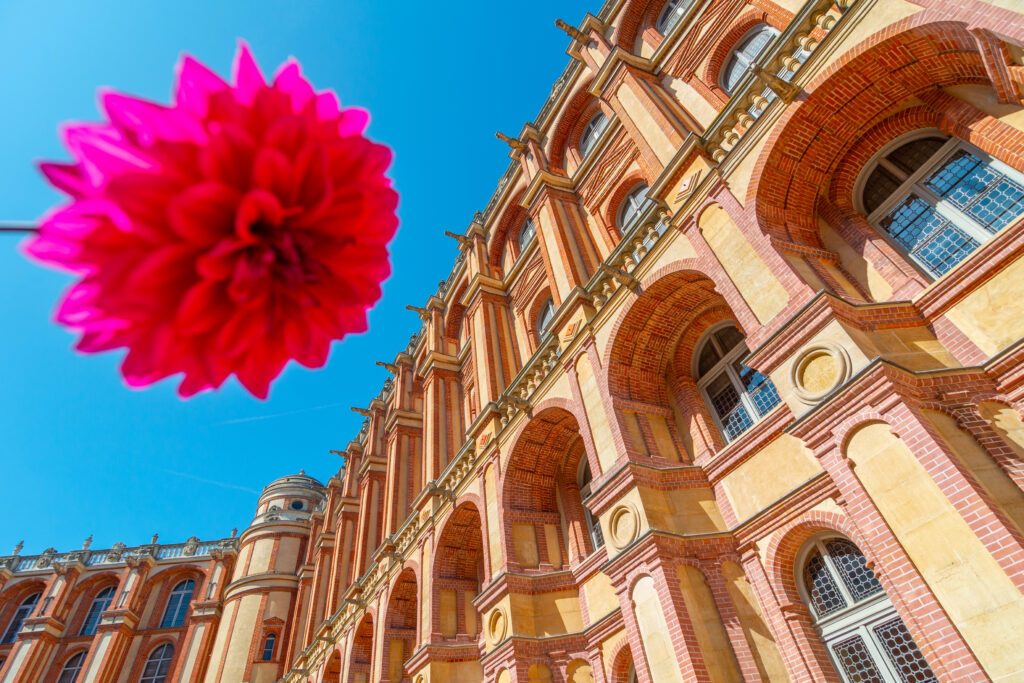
161 469 261 495
215 402 349 426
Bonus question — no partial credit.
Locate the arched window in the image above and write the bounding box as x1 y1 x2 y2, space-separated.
57 651 86 683
696 324 780 441
140 643 174 683
721 25 779 94
261 632 277 661
618 184 650 233
579 112 608 158
860 132 1024 279
159 579 194 628
577 460 604 551
518 219 537 254
656 0 692 35
536 298 556 340
800 536 936 683
1 592 39 644
80 585 115 636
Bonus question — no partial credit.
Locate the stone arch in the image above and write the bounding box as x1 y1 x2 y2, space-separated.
502 405 603 568
381 568 418 683
62 571 120 633
608 638 636 683
347 614 374 683
702 10 786 101
565 658 595 683
0 578 46 643
138 565 205 630
603 170 652 236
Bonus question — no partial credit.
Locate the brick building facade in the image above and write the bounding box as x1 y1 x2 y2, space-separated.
4 0 1024 680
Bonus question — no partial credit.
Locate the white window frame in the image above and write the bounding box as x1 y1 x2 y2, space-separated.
1 592 39 644
57 651 86 683
80 585 115 636
160 579 195 629
694 322 777 442
140 643 174 683
720 25 780 94
518 219 536 254
797 535 933 683
536 298 556 340
856 129 1024 280
618 184 650 234
656 0 692 35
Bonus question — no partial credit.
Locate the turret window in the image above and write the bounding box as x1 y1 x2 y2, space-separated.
800 536 936 683
722 25 779 94
860 132 1024 279
261 633 277 661
140 643 174 683
80 586 115 636
579 113 609 158
57 652 86 683
696 324 780 442
1 592 39 644
159 579 195 628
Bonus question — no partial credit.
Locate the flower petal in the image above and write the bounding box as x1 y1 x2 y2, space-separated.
168 182 241 244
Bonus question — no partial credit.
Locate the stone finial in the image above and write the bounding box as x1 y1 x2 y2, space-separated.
150 533 159 545
12 540 23 556
82 535 93 551
230 528 238 538
555 18 589 42
298 469 305 476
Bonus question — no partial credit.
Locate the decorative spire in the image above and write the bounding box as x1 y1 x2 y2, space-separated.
230 528 238 538
298 469 306 476
150 532 159 545
12 540 23 556
555 19 589 42
82 535 93 550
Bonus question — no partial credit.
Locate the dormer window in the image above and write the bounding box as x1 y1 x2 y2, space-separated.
579 113 609 158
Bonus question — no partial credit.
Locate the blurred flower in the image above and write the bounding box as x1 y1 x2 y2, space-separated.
28 42 398 398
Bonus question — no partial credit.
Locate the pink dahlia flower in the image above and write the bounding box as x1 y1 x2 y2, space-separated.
28 42 398 399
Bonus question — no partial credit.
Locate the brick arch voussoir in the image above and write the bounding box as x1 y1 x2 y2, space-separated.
489 186 531 268
763 509 865 606
750 17 992 243
613 0 661 51
548 80 600 173
604 170 653 231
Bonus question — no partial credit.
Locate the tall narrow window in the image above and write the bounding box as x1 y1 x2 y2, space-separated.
536 298 556 340
1 592 39 644
80 586 115 636
57 651 86 683
801 536 936 683
721 25 779 94
656 0 693 35
577 460 604 551
860 132 1024 279
618 185 650 234
140 643 174 683
579 112 608 158
518 219 536 254
159 579 195 628
696 324 781 442
261 632 277 661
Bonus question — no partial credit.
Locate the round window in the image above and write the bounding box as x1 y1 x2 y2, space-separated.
290 500 304 511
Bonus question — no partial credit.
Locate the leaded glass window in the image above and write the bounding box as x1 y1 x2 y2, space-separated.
861 132 1024 279
800 536 936 683
696 324 780 442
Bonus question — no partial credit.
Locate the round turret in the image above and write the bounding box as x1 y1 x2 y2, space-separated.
252 470 326 525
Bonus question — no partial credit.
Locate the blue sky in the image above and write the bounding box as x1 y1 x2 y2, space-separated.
0 0 594 554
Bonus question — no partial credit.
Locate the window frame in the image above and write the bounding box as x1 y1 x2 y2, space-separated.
579 112 609 158
694 322 780 442
855 129 1024 280
576 459 604 552
57 651 87 683
261 632 277 661
536 298 556 341
80 585 116 636
139 643 174 683
159 579 195 629
797 535 936 683
517 218 537 255
1 592 40 644
655 0 692 35
617 184 650 235
720 24 780 94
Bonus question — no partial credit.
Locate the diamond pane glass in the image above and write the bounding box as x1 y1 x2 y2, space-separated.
803 549 847 617
864 166 902 214
926 150 1024 233
886 137 946 176
873 617 937 683
832 634 886 683
824 539 883 602
881 195 979 277
708 373 753 440
733 360 781 417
